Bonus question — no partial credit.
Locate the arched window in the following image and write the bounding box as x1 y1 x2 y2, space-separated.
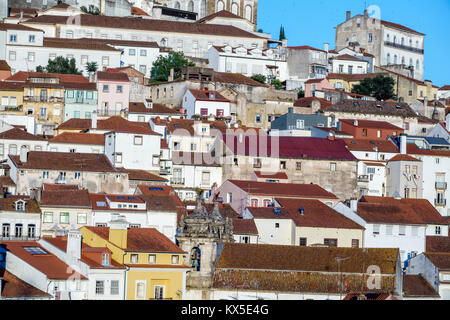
393 36 397 44
409 39 412 47
200 0 207 17
387 53 390 64
394 54 397 64
401 37 404 46
416 40 419 48
217 0 224 11
387 34 390 41
416 59 420 71
187 0 194 12
401 56 405 65
245 5 252 21
231 2 239 15
174 1 180 9
409 58 413 66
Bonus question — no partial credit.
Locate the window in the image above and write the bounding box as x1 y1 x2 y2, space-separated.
140 49 147 56
74 111 80 119
324 239 337 247
136 281 145 299
275 223 280 228
130 254 138 264
296 162 302 171
253 158 261 168
139 65 146 75
399 226 406 236
263 199 271 207
9 144 17 155
154 285 164 300
351 239 359 248
102 56 109 66
129 49 136 56
251 199 258 207
110 280 119 295
43 212 53 223
60 212 69 224
134 136 143 145
190 143 197 151
280 161 286 170
15 224 23 237
171 255 179 265
255 113 261 123
201 171 210 185
29 35 35 43
102 253 109 266
77 213 87 224
0 144 3 156
368 33 373 42
95 281 104 295
227 193 233 203
66 31 73 38
103 85 109 93
296 119 304 129
2 224 10 237
373 224 380 235
348 66 353 74
436 226 442 235
299 238 307 246
9 51 16 61
330 163 336 171
116 85 123 93
74 172 81 179
148 254 156 264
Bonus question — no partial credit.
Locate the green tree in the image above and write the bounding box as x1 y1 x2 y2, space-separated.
298 88 305 98
36 56 82 75
271 79 283 90
150 52 195 82
250 74 267 84
351 75 395 101
257 28 264 33
279 25 286 41
80 5 100 15
85 61 98 73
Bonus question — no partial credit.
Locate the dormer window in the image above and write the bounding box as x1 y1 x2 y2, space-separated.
15 200 25 212
102 253 109 266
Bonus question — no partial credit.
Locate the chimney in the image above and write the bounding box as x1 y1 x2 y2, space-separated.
168 68 174 82
400 133 407 154
350 198 358 212
108 215 129 249
346 11 351 21
364 9 368 17
66 229 82 260
353 120 358 126
92 111 98 129
19 146 28 163
324 43 329 53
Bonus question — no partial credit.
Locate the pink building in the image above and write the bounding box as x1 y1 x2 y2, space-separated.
96 71 130 117
304 78 331 97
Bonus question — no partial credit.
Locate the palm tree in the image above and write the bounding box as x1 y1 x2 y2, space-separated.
85 62 98 80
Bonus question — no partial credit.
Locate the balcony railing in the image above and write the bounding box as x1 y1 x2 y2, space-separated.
435 199 447 207
24 96 64 103
435 182 448 190
384 41 424 54
0 236 39 241
39 114 49 121
159 168 171 175
358 175 369 183
170 178 185 186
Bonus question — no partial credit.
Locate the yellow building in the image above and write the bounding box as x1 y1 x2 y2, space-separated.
80 219 190 300
0 82 24 115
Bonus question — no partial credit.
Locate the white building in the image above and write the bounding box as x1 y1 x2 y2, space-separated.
331 54 369 74
208 45 288 82
438 86 450 99
47 132 105 154
182 89 231 119
0 127 47 161
0 196 41 241
428 113 450 144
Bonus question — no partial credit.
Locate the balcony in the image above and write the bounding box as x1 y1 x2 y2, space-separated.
435 182 448 190
170 178 185 186
24 96 64 103
435 199 447 207
159 168 171 175
384 41 424 54
358 175 369 183
0 236 39 241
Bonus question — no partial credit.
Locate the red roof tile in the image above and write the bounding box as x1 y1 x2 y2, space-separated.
287 45 326 53
407 144 450 158
197 10 244 23
117 169 167 182
293 97 333 109
49 132 105 145
403 274 440 297
253 171 288 180
232 218 258 235
0 269 51 299
344 138 399 153
340 119 403 130
0 127 46 141
40 189 91 208
129 102 184 115
42 184 79 191
84 226 185 253
0 23 43 32
97 71 129 82
388 154 421 162
131 6 149 16
0 60 11 71
188 89 230 102
5 71 89 83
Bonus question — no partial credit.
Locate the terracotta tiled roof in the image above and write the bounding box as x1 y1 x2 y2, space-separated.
388 154 421 162
24 14 262 39
129 102 184 115
83 226 185 253
0 241 86 280
197 10 244 23
118 169 167 182
380 19 424 35
343 138 399 153
49 132 105 145
439 85 450 91
407 143 450 158
137 184 184 209
293 97 333 109
0 127 46 141
42 184 79 191
287 45 326 53
426 236 450 253
0 60 11 71
327 73 388 82
80 38 160 49
424 253 450 271
90 194 146 212
232 218 258 235
334 54 366 62
253 171 288 180
402 274 439 297
340 119 403 130
139 194 178 212
43 37 119 52
166 118 227 135
327 99 417 118
5 71 89 84
0 269 51 299
188 89 230 102
275 198 365 229
131 6 149 16
0 196 40 213
360 196 446 225
42 237 125 269
223 135 357 161
0 81 23 91
57 116 160 135
213 72 267 87
40 189 91 208
356 202 426 225
10 151 118 173
228 180 339 199
97 71 129 82
0 176 15 186
0 23 43 32
216 243 398 274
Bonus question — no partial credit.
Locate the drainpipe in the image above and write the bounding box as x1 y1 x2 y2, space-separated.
122 251 129 300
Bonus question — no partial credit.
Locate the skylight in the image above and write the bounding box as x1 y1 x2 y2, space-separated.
149 187 163 191
24 247 50 255
96 201 107 207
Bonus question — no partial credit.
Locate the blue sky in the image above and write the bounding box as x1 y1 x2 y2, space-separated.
257 0 450 87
